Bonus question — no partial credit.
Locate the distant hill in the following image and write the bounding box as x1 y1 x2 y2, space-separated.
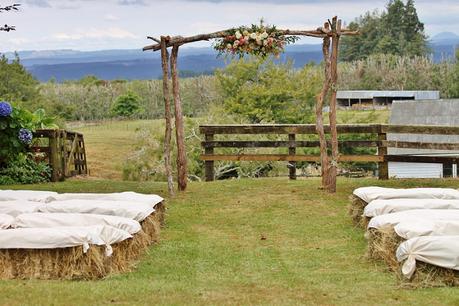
2 34 457 82
9 45 322 82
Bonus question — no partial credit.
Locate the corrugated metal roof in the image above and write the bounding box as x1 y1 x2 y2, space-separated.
337 90 440 100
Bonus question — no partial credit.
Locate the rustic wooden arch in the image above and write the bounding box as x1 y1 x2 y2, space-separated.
143 16 358 194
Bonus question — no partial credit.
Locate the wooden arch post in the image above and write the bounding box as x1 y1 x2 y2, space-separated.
144 17 357 193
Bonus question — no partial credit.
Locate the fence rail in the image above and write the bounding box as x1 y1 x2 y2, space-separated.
199 124 459 181
31 129 88 182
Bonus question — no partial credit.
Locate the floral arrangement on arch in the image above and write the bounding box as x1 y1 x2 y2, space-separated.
213 22 299 58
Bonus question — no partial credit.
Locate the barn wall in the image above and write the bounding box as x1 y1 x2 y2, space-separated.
388 162 443 179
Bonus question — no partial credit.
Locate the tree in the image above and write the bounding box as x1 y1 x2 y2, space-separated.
216 58 320 124
0 55 40 104
0 4 20 32
112 91 143 118
340 0 428 61
449 48 459 98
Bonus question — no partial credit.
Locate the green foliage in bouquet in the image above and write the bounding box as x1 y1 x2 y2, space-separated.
213 21 299 58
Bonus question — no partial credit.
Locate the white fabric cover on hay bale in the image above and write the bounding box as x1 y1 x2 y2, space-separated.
51 192 164 208
0 190 57 202
0 214 14 229
14 213 142 235
0 201 43 217
0 225 132 256
39 200 154 222
364 199 459 218
396 236 459 279
394 220 459 240
368 209 459 230
353 187 459 203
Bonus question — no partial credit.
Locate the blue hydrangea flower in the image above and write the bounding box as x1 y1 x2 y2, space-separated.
0 101 12 117
18 128 33 145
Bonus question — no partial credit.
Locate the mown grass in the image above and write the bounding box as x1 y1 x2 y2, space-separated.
69 120 163 180
1 177 458 305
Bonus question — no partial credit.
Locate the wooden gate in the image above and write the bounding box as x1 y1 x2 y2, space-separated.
32 129 88 182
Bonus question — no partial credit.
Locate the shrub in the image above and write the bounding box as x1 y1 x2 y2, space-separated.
112 92 143 118
0 101 56 184
0 101 35 162
0 153 51 185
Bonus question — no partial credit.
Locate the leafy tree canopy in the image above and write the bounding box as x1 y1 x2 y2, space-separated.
340 0 428 61
0 55 41 104
216 58 321 124
112 91 143 118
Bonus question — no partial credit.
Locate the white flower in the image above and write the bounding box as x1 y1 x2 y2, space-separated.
235 31 242 39
256 39 263 46
263 39 268 46
249 33 257 39
243 30 249 36
261 32 269 39
233 40 239 47
227 43 232 49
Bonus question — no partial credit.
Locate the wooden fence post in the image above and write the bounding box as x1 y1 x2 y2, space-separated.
378 126 389 180
205 133 215 182
49 130 62 182
288 133 296 180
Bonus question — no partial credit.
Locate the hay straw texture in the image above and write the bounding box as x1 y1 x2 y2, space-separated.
366 228 403 271
348 195 368 228
397 262 459 288
154 201 166 227
0 246 108 280
366 225 459 288
0 201 166 280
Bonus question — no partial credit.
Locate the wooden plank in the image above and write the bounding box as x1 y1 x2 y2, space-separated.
378 133 388 180
288 134 296 180
48 130 62 182
204 134 215 182
199 124 382 135
385 155 459 164
384 141 459 151
200 154 383 162
385 125 459 135
201 140 380 148
200 124 459 136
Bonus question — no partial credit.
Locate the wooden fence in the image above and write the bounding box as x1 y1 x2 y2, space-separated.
31 129 88 182
200 124 459 181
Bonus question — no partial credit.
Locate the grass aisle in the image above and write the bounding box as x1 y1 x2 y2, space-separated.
1 177 458 305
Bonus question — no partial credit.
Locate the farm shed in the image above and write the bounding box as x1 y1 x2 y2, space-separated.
337 90 439 109
388 99 459 178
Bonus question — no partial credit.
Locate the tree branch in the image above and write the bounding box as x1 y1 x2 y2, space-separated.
143 26 358 51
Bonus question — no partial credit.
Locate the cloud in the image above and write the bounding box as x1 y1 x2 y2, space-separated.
54 27 138 40
117 0 147 6
23 0 52 8
104 14 120 21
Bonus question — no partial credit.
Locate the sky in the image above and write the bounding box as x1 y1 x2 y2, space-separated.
0 0 458 52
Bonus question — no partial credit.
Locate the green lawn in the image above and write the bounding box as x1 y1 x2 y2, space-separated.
1 177 458 305
69 120 164 180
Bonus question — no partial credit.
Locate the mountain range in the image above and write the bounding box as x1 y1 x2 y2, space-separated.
3 32 458 82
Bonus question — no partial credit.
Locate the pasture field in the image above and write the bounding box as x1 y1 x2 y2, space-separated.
1 177 458 305
68 109 390 180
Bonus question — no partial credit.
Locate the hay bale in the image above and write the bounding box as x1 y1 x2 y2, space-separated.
0 201 166 280
0 229 155 280
140 214 161 244
0 246 108 280
348 195 368 228
397 262 459 288
154 201 166 227
366 227 404 271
